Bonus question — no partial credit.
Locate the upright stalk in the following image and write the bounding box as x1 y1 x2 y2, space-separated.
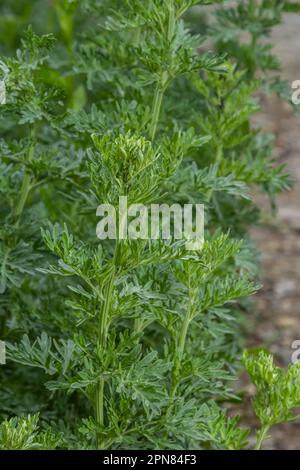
95 244 118 449
13 125 35 219
95 380 104 448
216 143 223 165
149 84 165 141
172 309 191 389
167 3 175 43
53 0 76 107
254 425 269 450
1 126 35 335
206 143 223 204
148 4 175 141
95 1 179 446
166 282 196 419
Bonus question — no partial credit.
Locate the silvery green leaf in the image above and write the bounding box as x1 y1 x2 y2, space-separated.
0 81 6 105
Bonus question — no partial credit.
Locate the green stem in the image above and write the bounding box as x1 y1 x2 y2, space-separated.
249 0 256 17
165 285 195 419
95 245 118 449
13 126 35 219
167 312 190 407
54 0 76 106
216 143 223 165
254 425 269 450
14 173 32 219
149 84 165 141
98 267 116 344
95 380 104 449
167 3 176 43
206 144 223 203
2 129 35 333
176 308 190 369
133 316 144 333
0 249 9 297
148 4 175 141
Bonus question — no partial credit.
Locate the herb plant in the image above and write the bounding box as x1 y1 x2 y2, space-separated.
1 0 300 450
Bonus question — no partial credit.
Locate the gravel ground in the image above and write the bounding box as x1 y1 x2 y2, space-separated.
237 13 300 450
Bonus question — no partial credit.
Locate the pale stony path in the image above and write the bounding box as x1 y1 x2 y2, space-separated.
247 13 300 450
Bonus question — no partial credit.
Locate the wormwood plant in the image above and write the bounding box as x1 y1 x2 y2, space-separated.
1 0 300 450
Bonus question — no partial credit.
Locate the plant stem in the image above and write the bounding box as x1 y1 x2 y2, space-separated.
98 266 116 344
254 425 269 450
249 0 255 15
149 84 165 141
167 3 176 43
95 380 104 448
53 0 76 107
149 4 175 141
216 143 223 165
14 174 31 219
13 126 35 219
165 284 195 419
175 306 191 374
2 126 35 333
95 245 118 449
206 144 223 204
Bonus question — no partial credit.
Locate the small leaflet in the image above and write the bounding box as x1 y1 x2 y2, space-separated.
0 80 6 105
0 341 5 365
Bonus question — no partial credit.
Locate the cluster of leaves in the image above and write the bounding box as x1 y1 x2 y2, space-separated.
0 0 299 450
0 414 63 450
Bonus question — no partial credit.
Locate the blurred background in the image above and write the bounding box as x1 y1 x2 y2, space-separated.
237 13 300 449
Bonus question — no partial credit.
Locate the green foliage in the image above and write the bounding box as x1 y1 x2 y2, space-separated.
0 0 298 450
0 414 62 450
244 350 300 449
